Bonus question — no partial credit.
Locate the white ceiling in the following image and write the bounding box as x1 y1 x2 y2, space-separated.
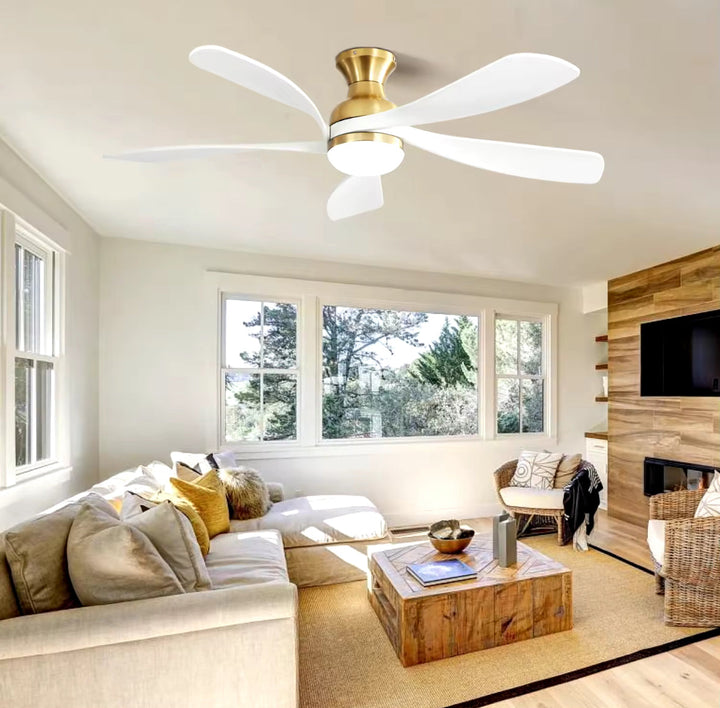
1 1 719 285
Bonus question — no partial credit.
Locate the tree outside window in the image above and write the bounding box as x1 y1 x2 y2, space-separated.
495 317 544 434
223 299 298 442
321 306 478 439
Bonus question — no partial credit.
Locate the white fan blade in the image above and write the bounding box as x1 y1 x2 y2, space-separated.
327 176 384 221
391 127 604 184
104 141 326 163
190 45 327 136
330 53 579 137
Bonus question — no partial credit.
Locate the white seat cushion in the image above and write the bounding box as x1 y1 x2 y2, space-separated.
228 495 388 549
647 519 666 567
499 487 565 510
205 530 288 588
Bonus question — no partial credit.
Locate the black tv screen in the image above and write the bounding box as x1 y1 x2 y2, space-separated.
641 309 720 396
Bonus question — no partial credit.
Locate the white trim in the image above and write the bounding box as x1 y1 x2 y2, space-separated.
0 212 15 486
0 208 68 487
209 271 559 456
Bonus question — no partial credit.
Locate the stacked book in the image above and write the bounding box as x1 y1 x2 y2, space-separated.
407 559 476 587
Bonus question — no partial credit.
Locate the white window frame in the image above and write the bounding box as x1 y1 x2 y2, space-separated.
0 210 68 487
208 272 557 457
494 314 549 437
219 293 301 445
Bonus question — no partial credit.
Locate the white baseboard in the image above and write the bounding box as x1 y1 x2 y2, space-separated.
384 503 503 530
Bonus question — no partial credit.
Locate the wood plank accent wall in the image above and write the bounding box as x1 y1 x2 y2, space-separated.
608 246 720 527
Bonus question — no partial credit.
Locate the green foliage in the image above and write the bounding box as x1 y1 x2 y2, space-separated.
227 302 483 442
227 303 298 441
495 318 544 434
410 316 477 389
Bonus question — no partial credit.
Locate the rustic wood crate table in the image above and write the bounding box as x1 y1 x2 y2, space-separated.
368 536 572 666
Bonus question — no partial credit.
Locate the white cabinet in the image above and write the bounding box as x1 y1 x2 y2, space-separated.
585 437 608 510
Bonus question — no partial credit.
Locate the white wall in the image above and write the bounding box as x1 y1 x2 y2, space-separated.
0 140 100 531
99 238 600 527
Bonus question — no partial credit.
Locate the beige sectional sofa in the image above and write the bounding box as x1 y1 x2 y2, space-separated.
0 465 388 708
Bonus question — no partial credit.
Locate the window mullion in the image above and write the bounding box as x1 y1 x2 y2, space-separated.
516 326 523 434
16 245 24 352
259 303 265 441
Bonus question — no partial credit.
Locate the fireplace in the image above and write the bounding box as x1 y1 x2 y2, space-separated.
643 457 715 496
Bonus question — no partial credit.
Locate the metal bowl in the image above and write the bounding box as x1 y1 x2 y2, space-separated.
428 530 475 554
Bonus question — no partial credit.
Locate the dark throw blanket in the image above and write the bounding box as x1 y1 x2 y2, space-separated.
562 462 603 546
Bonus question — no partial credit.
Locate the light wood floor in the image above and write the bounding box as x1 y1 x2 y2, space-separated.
488 510 720 708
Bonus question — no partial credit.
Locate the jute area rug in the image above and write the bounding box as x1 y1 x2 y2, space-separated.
298 534 711 708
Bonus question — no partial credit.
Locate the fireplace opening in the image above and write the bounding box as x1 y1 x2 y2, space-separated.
643 457 716 496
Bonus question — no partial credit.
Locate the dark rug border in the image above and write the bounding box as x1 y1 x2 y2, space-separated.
444 544 720 708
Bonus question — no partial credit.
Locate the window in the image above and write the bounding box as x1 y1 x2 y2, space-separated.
213 273 556 451
1 213 65 484
321 306 478 440
495 316 545 434
222 297 298 442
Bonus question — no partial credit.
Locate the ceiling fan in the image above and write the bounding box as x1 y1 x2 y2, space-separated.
106 46 604 221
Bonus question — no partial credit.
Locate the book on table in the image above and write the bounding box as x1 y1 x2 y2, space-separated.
407 559 477 586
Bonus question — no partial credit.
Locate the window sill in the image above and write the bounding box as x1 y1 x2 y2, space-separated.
4 463 72 489
222 434 558 460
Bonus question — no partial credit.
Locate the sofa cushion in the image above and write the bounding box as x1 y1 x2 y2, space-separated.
4 494 118 614
123 500 212 593
499 486 565 510
647 519 666 567
0 536 20 620
169 470 230 538
67 504 184 606
205 530 288 588
228 495 388 549
89 466 162 499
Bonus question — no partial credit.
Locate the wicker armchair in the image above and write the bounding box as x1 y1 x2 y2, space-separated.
648 489 720 627
493 459 569 545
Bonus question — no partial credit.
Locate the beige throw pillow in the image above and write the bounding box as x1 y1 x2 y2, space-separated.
5 494 118 614
510 451 563 490
553 453 583 489
218 467 272 520
695 471 720 518
122 498 211 592
67 504 184 606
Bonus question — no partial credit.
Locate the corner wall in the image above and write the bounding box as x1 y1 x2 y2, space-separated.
608 245 720 526
0 141 100 531
99 237 600 527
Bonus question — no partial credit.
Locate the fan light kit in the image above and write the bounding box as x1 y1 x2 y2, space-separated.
107 45 605 221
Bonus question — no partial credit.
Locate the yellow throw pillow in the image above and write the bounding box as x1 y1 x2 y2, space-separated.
169 470 230 539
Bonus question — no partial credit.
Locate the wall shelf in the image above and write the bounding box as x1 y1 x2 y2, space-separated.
595 396 608 402
595 363 608 371
595 335 608 342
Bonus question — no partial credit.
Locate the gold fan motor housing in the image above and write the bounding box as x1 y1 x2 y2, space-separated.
328 47 402 152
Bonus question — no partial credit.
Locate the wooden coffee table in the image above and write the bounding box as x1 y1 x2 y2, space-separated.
368 535 572 666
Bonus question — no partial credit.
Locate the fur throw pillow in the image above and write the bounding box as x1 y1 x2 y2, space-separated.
218 467 272 520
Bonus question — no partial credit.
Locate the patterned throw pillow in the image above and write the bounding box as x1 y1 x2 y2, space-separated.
695 471 720 517
510 451 564 490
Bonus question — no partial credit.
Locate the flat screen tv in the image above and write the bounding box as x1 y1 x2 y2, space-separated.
641 309 720 396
